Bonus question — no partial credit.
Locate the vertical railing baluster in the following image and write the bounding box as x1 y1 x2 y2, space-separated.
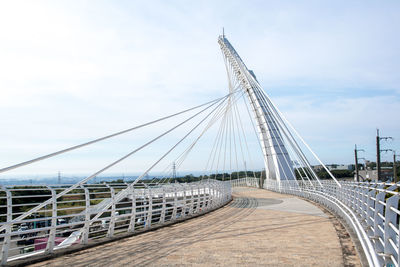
46 187 57 253
146 189 152 229
172 186 178 220
81 186 90 244
373 190 386 263
384 194 399 266
107 186 116 238
189 185 194 215
160 188 166 224
182 186 187 218
128 186 136 232
1 188 12 265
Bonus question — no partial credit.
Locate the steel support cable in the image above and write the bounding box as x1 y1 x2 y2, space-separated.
210 87 240 181
241 87 272 180
241 93 266 179
204 115 224 174
223 44 245 180
0 96 226 230
208 90 243 179
223 42 304 186
255 83 341 187
222 99 228 181
144 90 240 185
221 38 312 185
189 90 236 182
160 91 239 184
176 91 238 169
245 77 315 185
204 98 231 173
176 106 227 183
0 95 228 174
155 92 236 184
245 83 293 184
220 60 235 181
207 102 228 176
252 86 313 186
250 86 297 184
268 104 325 186
233 96 259 180
224 93 234 181
230 105 240 180
225 100 234 181
251 84 322 187
227 108 233 180
221 102 230 181
84 94 231 227
232 99 250 181
224 93 236 181
213 97 230 180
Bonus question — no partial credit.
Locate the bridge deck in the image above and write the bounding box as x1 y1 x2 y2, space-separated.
27 188 360 266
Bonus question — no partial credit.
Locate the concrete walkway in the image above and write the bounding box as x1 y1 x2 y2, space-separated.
28 188 360 267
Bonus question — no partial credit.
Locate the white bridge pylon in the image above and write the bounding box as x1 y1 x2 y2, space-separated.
218 35 339 187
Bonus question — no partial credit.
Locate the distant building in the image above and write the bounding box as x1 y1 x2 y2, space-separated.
358 168 393 182
328 164 353 171
312 164 352 172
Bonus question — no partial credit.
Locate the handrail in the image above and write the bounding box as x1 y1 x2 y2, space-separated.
0 180 232 264
232 178 400 267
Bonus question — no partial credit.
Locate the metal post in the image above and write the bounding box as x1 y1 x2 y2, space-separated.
182 186 187 218
160 188 166 224
196 184 201 213
46 187 57 253
145 189 152 229
106 186 116 238
1 188 12 265
189 185 194 214
172 186 177 220
81 186 90 244
128 187 136 232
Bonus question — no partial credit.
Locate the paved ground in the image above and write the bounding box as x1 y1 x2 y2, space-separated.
28 188 360 267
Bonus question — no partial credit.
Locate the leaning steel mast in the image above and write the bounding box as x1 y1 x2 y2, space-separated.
218 35 296 184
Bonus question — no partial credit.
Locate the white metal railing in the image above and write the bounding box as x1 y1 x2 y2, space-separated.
232 178 400 267
230 177 260 188
0 180 231 264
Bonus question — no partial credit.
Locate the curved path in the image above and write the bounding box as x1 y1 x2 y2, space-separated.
27 188 360 266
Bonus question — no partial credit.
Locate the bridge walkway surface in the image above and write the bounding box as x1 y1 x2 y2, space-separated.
26 187 361 267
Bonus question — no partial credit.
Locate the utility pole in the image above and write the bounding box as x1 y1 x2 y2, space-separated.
58 171 61 184
354 145 364 182
377 129 381 181
393 152 400 183
172 162 176 181
376 129 393 181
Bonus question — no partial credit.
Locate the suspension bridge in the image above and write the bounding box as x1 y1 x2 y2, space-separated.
0 35 398 267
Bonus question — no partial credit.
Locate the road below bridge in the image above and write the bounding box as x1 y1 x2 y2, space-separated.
27 187 360 266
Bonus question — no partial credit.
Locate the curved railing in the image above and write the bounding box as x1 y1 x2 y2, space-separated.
0 180 231 264
232 178 400 267
230 177 259 188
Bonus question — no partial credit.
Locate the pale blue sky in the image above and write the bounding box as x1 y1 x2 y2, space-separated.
0 0 399 177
